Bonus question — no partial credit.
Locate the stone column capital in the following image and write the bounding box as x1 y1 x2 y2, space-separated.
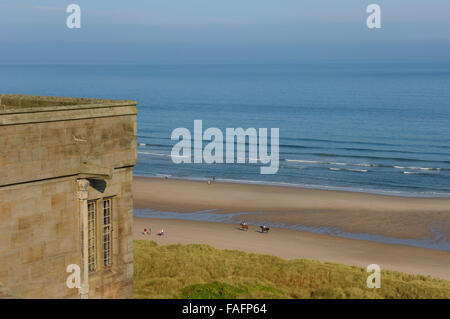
77 179 90 200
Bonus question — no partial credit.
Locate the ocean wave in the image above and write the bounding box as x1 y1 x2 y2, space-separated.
334 147 450 157
285 158 450 170
139 137 450 158
156 174 172 178
280 165 306 170
394 166 441 171
281 143 450 157
329 162 347 166
138 151 189 159
282 162 443 174
402 171 439 175
403 171 435 175
329 168 368 173
330 162 376 167
280 136 400 147
139 152 449 173
138 151 170 157
285 159 377 168
139 134 450 153
310 152 450 164
285 159 321 164
138 143 172 148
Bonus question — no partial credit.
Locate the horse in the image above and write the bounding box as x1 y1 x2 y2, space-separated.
157 229 164 236
260 225 270 233
240 222 249 231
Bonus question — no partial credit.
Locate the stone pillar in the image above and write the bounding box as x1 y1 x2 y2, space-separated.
77 179 90 299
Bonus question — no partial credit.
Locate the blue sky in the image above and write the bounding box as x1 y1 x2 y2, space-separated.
1 0 450 63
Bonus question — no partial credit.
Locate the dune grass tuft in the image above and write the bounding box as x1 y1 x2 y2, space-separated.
134 240 450 299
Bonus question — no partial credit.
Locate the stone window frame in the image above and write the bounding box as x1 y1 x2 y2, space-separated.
87 196 116 273
102 197 114 269
87 200 98 273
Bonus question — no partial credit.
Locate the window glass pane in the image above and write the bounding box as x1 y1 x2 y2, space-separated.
87 200 97 272
102 199 113 268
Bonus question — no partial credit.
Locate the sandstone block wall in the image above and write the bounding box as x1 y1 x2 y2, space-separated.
0 95 137 298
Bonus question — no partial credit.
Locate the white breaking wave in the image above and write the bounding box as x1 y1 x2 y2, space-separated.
348 169 369 173
329 161 375 167
403 171 433 175
156 174 172 178
138 151 169 157
329 167 368 172
138 151 189 159
329 162 347 166
395 166 441 171
286 159 376 167
285 159 443 172
285 159 321 164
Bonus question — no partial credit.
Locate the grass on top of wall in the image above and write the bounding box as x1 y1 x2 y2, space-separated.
133 240 450 299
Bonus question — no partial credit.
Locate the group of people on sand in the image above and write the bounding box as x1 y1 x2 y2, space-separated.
142 227 164 236
240 221 270 233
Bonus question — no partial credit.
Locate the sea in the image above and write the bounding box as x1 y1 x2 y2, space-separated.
1 63 450 197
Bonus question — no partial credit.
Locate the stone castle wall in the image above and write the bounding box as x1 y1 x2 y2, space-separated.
0 95 137 298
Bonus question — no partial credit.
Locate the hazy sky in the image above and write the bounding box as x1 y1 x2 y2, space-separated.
1 0 450 64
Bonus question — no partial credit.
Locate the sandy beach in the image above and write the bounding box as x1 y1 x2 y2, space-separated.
134 218 450 280
134 177 450 241
133 176 450 280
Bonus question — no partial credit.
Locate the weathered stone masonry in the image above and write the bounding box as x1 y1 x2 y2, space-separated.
0 95 137 298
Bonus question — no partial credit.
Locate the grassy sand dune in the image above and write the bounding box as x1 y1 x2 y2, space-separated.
134 240 450 299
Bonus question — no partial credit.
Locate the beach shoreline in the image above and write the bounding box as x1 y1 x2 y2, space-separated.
133 176 450 279
135 174 450 199
133 176 450 241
